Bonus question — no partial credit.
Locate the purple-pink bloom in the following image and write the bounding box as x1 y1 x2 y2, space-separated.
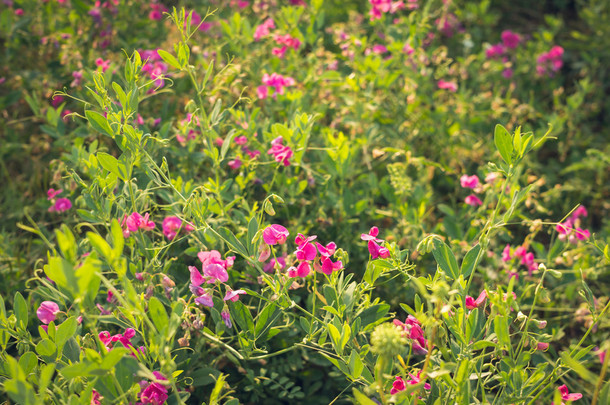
287 261 312 278
320 257 343 275
558 385 582 402
221 310 232 328
228 157 242 170
263 256 286 272
49 198 72 213
501 30 521 49
263 224 290 245
460 174 480 189
465 195 483 206
47 188 63 200
162 216 188 240
438 79 458 92
37 301 60 324
315 242 337 258
267 136 294 166
361 226 383 242
203 263 229 283
223 289 246 302
485 43 506 59
465 290 487 310
194 293 214 307
295 242 317 261
368 240 390 259
140 371 169 404
254 18 275 41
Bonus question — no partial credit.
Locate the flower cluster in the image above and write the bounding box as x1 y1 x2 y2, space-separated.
437 79 458 92
536 46 564 77
502 244 538 277
369 0 405 21
361 227 390 259
272 34 301 58
98 327 145 356
162 216 194 240
390 371 431 395
120 212 155 237
189 250 244 309
556 205 590 244
267 136 294 166
257 73 296 99
287 233 343 277
139 371 169 404
176 113 200 145
459 174 483 206
47 188 72 213
148 1 167 21
254 18 275 41
393 315 429 355
140 49 169 89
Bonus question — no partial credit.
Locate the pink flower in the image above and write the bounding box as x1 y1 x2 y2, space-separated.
37 301 60 324
502 244 512 262
203 263 229 283
162 216 188 240
287 261 311 278
536 46 564 77
465 195 483 206
267 136 294 166
596 347 606 364
573 205 588 218
95 58 111 73
49 198 72 213
257 85 269 100
295 233 317 247
234 135 248 145
123 212 155 234
320 257 343 275
465 290 487 310
393 316 429 355
485 43 506 59
91 390 102 404
295 242 317 261
315 242 337 258
361 226 383 242
558 385 582 402
47 188 63 200
194 293 214 307
140 371 169 404
228 157 242 170
254 18 275 41
223 289 246 302
501 30 521 49
390 376 406 394
368 240 390 259
437 79 457 92
263 224 290 245
502 68 513 79
536 342 549 351
263 256 286 273
460 174 480 189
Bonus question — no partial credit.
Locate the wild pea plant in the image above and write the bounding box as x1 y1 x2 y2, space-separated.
1 2 609 405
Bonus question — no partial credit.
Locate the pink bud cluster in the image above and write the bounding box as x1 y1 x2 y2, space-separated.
502 244 537 277
272 34 302 58
556 205 590 244
393 315 429 355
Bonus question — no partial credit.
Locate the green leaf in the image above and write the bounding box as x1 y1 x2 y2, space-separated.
97 152 128 181
35 339 57 358
560 351 598 382
87 232 113 261
110 219 124 257
99 348 130 371
461 244 481 278
220 130 237 162
352 388 377 405
494 124 513 165
494 315 510 349
348 349 364 379
148 297 169 333
432 238 460 280
56 317 78 350
5 379 37 405
157 49 182 69
86 110 114 137
254 303 278 339
230 301 254 333
18 352 38 375
357 304 390 330
14 292 28 330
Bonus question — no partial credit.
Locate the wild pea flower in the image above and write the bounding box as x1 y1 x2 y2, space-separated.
259 73 296 99
465 195 483 207
460 174 480 189
254 18 275 41
558 385 582 402
390 371 431 395
263 224 290 245
485 43 506 59
37 301 60 324
393 316 429 355
465 290 487 310
369 0 404 21
49 198 72 213
263 256 286 273
501 30 521 49
536 342 549 351
121 212 155 237
536 46 564 77
436 13 460 37
47 188 63 200
223 289 246 302
437 79 457 92
287 261 312 278
99 328 144 357
139 371 169 404
390 376 406 395
148 2 167 20
95 58 111 73
162 216 194 240
91 390 102 405
228 157 242 170
596 347 606 364
194 292 214 307
361 227 383 242
557 205 590 244
362 227 390 259
267 136 294 166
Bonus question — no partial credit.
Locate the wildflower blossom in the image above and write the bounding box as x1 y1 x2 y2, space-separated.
254 18 275 41
438 79 457 92
95 58 111 73
460 174 480 189
393 316 429 355
263 224 290 245
49 198 72 213
139 371 169 404
37 301 60 324
536 46 564 77
465 195 483 206
162 216 193 240
501 30 521 49
267 136 294 166
221 310 232 329
223 289 246 302
465 290 487 310
558 385 582 402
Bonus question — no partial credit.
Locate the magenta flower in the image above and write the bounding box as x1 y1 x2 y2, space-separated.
121 212 155 236
465 290 487 310
438 79 458 92
257 85 269 100
501 30 521 49
315 241 337 258
228 157 242 170
91 390 102 404
465 195 483 206
95 58 111 73
267 136 294 166
558 385 582 402
320 257 343 275
368 240 390 259
140 371 169 405
287 261 312 278
263 256 286 273
536 342 549 351
48 197 72 213
295 242 317 261
393 316 429 355
203 263 229 283
254 18 275 41
502 244 512 262
195 293 214 307
361 226 383 242
162 216 184 240
37 301 60 324
536 46 564 77
263 224 290 245
460 174 480 189
390 376 406 395
223 289 246 302
234 135 248 145
485 43 506 59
